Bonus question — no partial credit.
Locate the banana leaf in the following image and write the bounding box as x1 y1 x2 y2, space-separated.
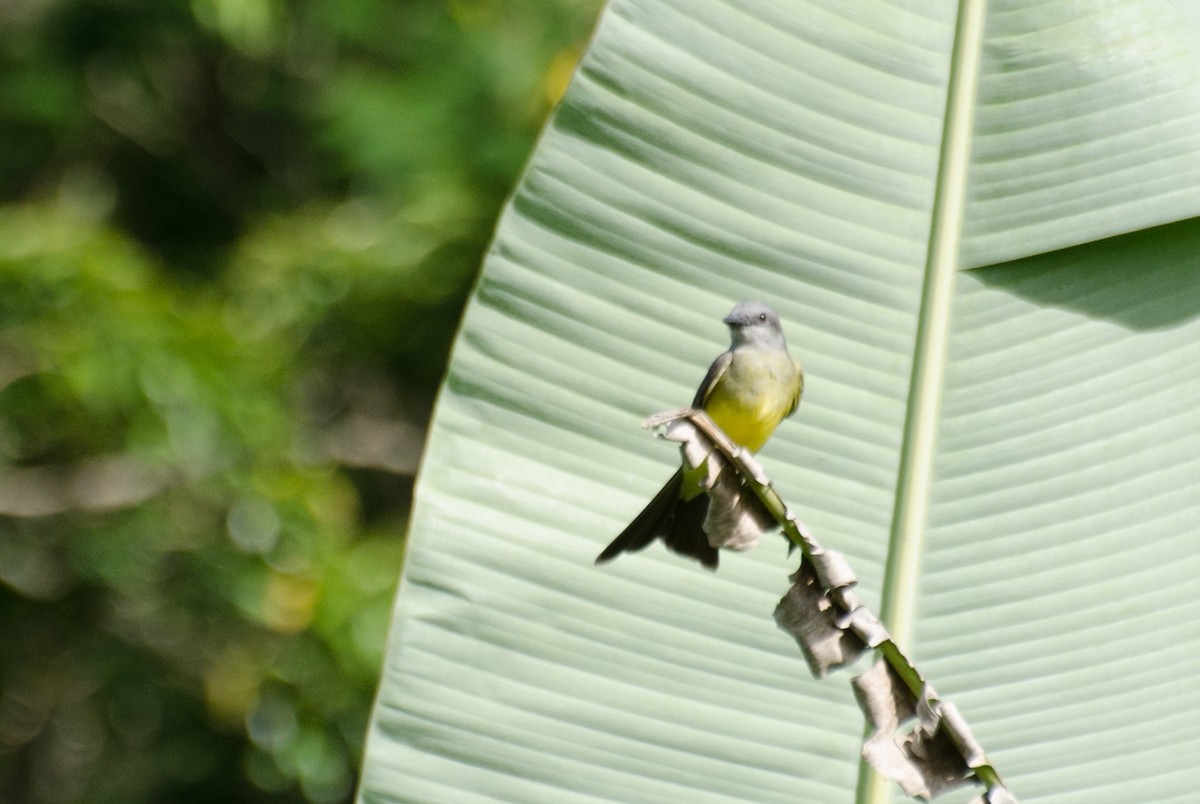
360 1 1200 801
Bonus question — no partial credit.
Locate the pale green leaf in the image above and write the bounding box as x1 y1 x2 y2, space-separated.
360 1 1200 802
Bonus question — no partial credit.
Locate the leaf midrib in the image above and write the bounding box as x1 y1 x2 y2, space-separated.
858 0 989 800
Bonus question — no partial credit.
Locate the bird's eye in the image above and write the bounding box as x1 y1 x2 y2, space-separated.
758 313 767 322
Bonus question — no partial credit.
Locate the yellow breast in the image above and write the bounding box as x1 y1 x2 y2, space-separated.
702 350 801 452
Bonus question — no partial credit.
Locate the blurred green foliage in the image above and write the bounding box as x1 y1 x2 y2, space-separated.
0 1 600 801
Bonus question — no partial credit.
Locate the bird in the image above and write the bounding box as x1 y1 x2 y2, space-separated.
595 301 803 569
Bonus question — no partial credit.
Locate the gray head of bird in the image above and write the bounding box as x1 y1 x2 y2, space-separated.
723 301 787 350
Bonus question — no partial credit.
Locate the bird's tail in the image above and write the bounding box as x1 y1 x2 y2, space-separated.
595 470 719 569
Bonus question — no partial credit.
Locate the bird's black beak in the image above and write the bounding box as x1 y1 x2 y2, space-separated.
723 313 740 326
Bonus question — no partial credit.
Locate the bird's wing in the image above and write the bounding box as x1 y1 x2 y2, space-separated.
692 350 732 408
788 362 804 416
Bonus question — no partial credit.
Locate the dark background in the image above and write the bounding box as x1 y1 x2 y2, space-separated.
0 1 600 801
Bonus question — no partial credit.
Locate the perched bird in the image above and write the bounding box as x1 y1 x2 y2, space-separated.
596 301 803 569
